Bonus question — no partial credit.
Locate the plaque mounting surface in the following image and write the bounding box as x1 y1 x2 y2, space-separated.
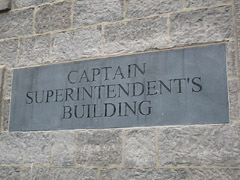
10 44 229 131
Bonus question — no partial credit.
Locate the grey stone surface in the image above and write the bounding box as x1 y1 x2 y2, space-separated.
126 0 182 18
0 67 4 87
22 167 97 180
235 0 240 72
189 168 240 180
170 6 233 45
0 132 50 164
35 1 71 33
226 41 237 77
104 16 168 54
76 129 122 166
0 8 33 39
0 0 11 11
10 44 229 131
2 99 10 131
0 166 20 180
101 168 187 180
228 79 239 120
18 34 51 66
51 131 76 166
52 26 102 60
235 0 240 34
0 67 5 131
124 128 156 167
14 0 55 8
238 37 240 74
0 67 4 88
4 69 13 98
0 40 18 68
186 0 230 8
73 0 123 26
158 125 240 166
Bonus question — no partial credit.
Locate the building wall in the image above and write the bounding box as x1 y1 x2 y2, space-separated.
0 0 240 179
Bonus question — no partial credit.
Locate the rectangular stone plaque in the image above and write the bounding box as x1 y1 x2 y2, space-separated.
10 44 229 131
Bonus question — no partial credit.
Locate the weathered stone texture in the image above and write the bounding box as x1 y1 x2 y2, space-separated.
226 41 237 77
0 40 18 68
238 37 240 74
228 79 239 120
104 16 168 54
235 0 240 32
186 0 230 8
234 0 240 72
76 129 122 166
2 99 10 131
0 0 11 11
51 131 76 166
235 0 240 36
170 6 232 45
0 8 33 39
14 0 55 8
35 1 71 33
124 129 156 167
0 132 50 164
189 168 240 180
52 26 102 60
126 0 182 18
74 0 123 26
22 167 97 180
0 67 5 130
0 67 4 88
101 168 187 180
158 125 240 166
0 66 4 85
4 69 13 98
0 166 20 180
18 34 51 66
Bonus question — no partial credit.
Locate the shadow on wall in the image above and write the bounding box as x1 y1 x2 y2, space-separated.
0 0 11 12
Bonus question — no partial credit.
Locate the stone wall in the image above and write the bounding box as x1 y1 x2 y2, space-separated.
0 0 240 179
